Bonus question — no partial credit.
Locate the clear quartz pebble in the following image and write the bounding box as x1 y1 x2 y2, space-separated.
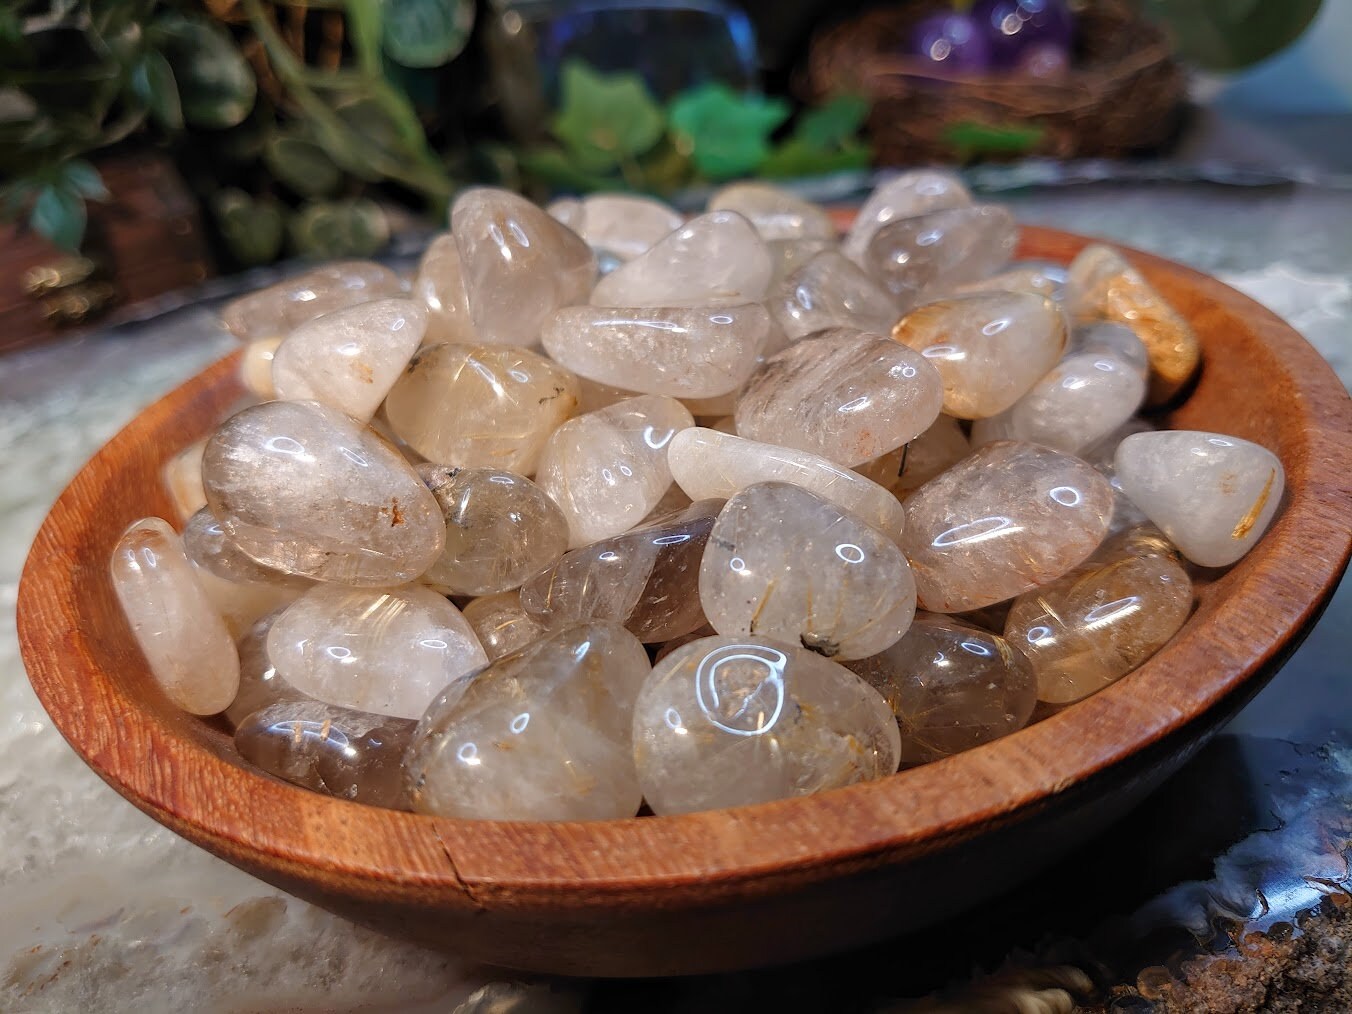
545 196 585 231
404 622 652 821
190 563 302 640
1069 321 1149 377
224 609 305 728
699 482 917 660
892 292 1067 419
413 234 478 345
272 297 427 422
452 187 596 346
462 591 547 661
182 507 311 589
771 249 901 342
864 205 1018 308
707 182 834 242
417 465 569 596
239 336 283 399
383 342 580 474
767 237 834 286
953 260 1068 303
632 635 901 815
735 327 944 468
901 440 1114 613
1114 430 1285 567
1082 417 1156 537
162 438 208 522
110 517 241 715
845 613 1037 766
519 499 721 642
221 261 403 341
203 399 445 585
842 169 973 264
560 193 684 261
269 583 487 719
535 395 693 547
894 414 970 498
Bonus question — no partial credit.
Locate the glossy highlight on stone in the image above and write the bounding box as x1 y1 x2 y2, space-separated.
221 261 403 342
842 170 973 264
239 336 283 399
865 205 1017 307
414 233 477 346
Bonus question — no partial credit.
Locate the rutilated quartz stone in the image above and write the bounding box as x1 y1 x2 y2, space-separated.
413 234 477 346
221 261 403 341
1069 321 1149 377
901 440 1114 613
554 193 684 260
224 609 305 728
632 635 901 815
735 327 944 468
239 337 283 399
707 182 834 242
771 249 901 342
182 506 313 589
110 517 240 715
894 415 971 498
845 613 1036 766
699 482 917 660
269 583 487 719
417 465 569 596
534 395 693 547
1005 528 1194 705
404 622 652 821
202 399 445 586
864 205 1018 307
842 170 973 264
519 500 722 642
461 591 547 661
383 342 580 474
891 292 1067 419
953 260 1068 303
162 438 208 522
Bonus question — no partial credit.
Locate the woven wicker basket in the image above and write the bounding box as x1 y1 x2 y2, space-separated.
807 0 1185 165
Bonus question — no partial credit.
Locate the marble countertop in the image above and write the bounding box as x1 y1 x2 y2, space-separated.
2 181 1349 1013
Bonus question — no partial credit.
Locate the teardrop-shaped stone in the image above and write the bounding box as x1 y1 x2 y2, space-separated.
735 328 944 467
461 591 547 661
542 303 771 398
240 337 283 399
845 613 1036 766
1005 528 1194 704
894 414 970 498
953 260 1068 303
891 292 1066 419
535 395 693 546
561 193 684 260
633 635 900 815
1114 430 1284 567
590 211 771 307
414 234 477 346
162 438 208 522
221 261 403 342
417 465 569 596
708 182 834 242
700 482 917 659
383 342 581 473
772 249 900 342
452 187 596 346
110 517 240 715
183 506 313 589
224 609 305 728
520 500 721 642
269 583 487 719
901 440 1114 612
667 427 907 543
865 205 1017 307
405 622 651 821
841 170 973 264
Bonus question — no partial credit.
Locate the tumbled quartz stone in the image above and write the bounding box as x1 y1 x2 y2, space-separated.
892 292 1067 419
865 205 1018 308
700 482 917 660
735 327 944 468
240 336 283 400
269 583 487 719
535 395 693 547
845 613 1036 766
461 591 547 661
236 700 416 808
162 438 208 522
413 234 477 346
767 237 834 286
221 261 403 342
668 428 906 544
417 465 569 596
190 564 301 640
901 440 1114 613
894 414 970 498
405 622 651 821
557 193 683 261
1067 243 1201 406
772 249 901 342
383 342 580 474
183 507 311 589
708 182 834 242
542 303 771 399
590 210 772 307
452 187 595 346
272 297 426 422
1005 529 1194 705
1114 430 1284 568
520 499 721 642
203 399 445 585
110 517 240 715
224 609 305 728
1069 321 1149 377
953 260 1068 303
632 636 901 815
842 169 973 265
1082 417 1155 538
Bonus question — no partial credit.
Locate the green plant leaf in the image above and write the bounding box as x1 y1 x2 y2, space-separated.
61 160 110 201
130 49 184 130
343 0 383 76
31 184 85 250
1143 0 1323 71
757 138 871 179
792 94 870 151
151 13 256 128
289 198 390 258
667 84 790 180
381 0 474 68
942 120 1045 158
551 60 665 172
517 147 623 193
213 188 285 266
263 132 344 197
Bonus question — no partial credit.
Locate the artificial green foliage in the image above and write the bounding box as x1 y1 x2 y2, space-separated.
149 14 255 128
668 84 789 179
942 121 1046 161
213 188 285 266
1144 0 1323 72
288 197 391 258
263 132 344 198
553 61 665 173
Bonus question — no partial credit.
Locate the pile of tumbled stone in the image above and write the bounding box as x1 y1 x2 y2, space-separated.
113 173 1284 821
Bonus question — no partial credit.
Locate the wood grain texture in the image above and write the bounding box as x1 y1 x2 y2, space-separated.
17 226 1352 977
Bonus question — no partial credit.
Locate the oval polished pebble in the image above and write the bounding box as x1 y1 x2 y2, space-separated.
1069 320 1149 377
952 260 1068 303
772 249 901 342
405 622 652 821
864 205 1018 308
221 261 404 342
224 609 306 728
414 234 477 346
202 400 445 585
110 517 240 715
1114 430 1285 567
417 465 569 596
535 395 693 547
182 507 313 589
700 482 917 660
383 342 581 473
735 328 944 468
633 636 901 815
901 440 1115 613
841 170 973 264
461 591 548 661
845 613 1037 766
561 193 684 260
269 583 487 719
708 182 834 242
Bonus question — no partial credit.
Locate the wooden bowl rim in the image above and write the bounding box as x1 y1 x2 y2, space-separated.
18 225 1352 909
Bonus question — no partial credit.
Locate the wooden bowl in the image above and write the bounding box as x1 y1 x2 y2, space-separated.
18 227 1352 977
